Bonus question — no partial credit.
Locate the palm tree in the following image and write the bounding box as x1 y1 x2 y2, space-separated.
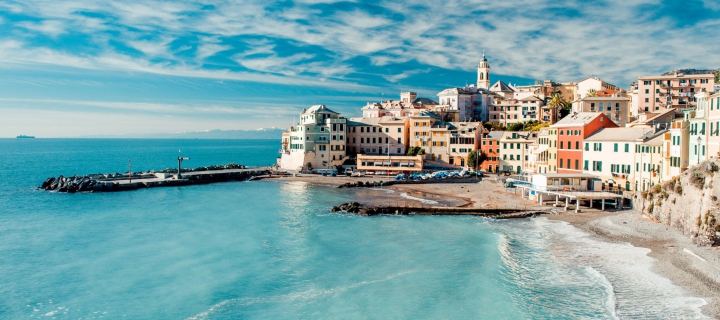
546 93 566 123
586 88 598 97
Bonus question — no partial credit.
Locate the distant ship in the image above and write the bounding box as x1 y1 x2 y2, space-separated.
16 135 35 139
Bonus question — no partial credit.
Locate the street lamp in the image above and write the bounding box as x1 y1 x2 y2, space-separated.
178 150 189 179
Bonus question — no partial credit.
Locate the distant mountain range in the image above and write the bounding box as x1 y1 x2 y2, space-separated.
83 127 286 139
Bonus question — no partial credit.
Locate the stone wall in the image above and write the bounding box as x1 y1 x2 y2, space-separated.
637 159 720 246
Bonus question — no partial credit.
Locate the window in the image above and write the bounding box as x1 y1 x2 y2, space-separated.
584 160 589 170
398 137 401 143
575 159 579 170
503 143 507 149
585 143 589 151
575 141 579 149
614 143 618 152
599 102 604 111
560 141 564 149
645 89 649 94
625 143 629 152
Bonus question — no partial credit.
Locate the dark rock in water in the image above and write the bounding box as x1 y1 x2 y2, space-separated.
331 206 340 212
41 177 55 189
78 179 91 191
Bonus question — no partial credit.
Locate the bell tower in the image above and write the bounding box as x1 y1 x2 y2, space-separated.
477 51 490 89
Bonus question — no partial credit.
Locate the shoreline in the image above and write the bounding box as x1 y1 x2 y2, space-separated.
273 174 720 318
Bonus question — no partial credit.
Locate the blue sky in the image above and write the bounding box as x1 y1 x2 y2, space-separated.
1 0 719 137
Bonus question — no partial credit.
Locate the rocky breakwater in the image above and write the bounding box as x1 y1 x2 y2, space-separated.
331 202 410 216
638 159 720 246
331 202 548 218
337 181 391 188
39 163 267 193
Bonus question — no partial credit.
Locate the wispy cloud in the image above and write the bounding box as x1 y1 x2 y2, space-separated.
1 0 719 136
17 20 66 37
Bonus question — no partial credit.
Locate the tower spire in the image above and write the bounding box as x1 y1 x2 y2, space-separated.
477 51 490 89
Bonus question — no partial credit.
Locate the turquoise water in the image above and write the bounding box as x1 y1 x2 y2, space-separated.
0 139 708 319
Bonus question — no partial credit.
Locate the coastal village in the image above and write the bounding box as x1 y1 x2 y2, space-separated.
278 55 720 204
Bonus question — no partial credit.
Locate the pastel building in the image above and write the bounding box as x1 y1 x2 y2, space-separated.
551 112 618 174
689 91 710 165
571 95 631 126
280 105 347 171
346 116 409 157
706 91 720 158
637 72 715 113
525 128 550 174
447 122 484 169
436 86 492 122
576 77 621 99
582 127 650 191
669 114 690 177
498 131 536 173
480 131 503 173
547 128 559 172
633 131 667 192
361 92 436 118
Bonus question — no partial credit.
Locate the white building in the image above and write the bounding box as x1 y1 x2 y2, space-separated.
582 127 651 191
525 128 550 174
279 105 347 172
575 77 621 99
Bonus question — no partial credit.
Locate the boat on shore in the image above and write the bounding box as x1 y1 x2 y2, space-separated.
16 135 35 138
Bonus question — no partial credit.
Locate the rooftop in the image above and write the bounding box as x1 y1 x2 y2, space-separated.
302 105 339 115
533 173 597 179
639 73 715 80
551 112 605 127
585 127 651 142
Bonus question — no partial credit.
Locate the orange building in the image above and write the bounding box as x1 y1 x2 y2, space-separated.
551 112 618 173
480 131 503 172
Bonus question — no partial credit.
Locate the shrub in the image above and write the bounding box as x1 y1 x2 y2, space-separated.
652 184 662 194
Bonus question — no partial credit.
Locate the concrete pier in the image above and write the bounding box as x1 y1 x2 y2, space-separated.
39 165 272 193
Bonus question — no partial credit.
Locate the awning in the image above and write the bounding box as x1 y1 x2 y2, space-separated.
532 145 549 154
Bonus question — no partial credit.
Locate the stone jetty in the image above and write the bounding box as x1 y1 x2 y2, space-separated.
39 164 270 193
331 202 550 219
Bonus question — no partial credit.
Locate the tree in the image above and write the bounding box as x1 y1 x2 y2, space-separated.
546 93 567 122
715 71 720 83
483 121 505 131
406 146 425 156
467 149 488 170
586 88 598 97
507 122 525 131
529 123 550 131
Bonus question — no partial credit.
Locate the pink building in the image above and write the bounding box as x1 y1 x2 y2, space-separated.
637 72 715 114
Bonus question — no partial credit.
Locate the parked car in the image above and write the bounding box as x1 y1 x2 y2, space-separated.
351 171 365 177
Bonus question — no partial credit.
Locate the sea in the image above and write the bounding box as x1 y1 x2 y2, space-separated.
0 138 709 319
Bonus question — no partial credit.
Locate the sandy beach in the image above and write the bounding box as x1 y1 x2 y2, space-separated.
271 173 720 317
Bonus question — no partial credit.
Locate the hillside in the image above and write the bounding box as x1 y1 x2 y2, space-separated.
639 159 720 246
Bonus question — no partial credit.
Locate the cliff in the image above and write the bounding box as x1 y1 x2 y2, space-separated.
638 159 720 246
